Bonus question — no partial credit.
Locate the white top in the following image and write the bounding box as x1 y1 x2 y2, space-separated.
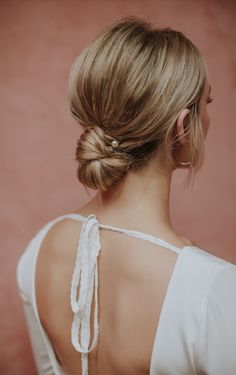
16 213 236 375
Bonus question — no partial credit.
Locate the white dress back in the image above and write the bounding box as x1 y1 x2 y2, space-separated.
17 213 236 375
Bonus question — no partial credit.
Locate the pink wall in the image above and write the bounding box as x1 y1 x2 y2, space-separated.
1 0 235 373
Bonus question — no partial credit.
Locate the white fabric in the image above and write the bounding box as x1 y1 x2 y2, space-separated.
17 213 236 375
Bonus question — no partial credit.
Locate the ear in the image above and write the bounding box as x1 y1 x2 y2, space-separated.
174 109 190 145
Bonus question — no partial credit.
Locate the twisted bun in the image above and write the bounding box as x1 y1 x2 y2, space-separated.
76 126 133 192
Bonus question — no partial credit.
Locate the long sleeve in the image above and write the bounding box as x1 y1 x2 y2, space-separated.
197 263 236 375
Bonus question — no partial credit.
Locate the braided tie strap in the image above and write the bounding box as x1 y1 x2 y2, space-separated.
70 214 101 375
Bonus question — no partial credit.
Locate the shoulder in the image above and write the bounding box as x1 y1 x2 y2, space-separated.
197 248 236 313
199 246 236 307
190 245 236 291
23 213 85 258
174 245 236 315
40 215 83 256
16 213 84 297
182 244 235 270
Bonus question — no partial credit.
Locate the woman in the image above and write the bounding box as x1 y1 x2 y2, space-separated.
17 17 236 375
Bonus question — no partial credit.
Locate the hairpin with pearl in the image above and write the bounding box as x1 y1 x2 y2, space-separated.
111 139 119 149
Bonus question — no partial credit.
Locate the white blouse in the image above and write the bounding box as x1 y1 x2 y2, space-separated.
17 213 236 375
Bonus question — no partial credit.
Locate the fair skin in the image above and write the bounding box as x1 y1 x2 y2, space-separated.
36 78 212 375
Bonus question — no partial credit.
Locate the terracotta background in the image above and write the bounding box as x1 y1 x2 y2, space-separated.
1 0 236 373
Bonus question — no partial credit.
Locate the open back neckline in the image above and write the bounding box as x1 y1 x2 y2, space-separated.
32 212 194 375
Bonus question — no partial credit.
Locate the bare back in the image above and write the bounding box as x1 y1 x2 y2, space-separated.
35 212 189 375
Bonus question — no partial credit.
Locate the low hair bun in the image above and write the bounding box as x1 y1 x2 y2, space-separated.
76 125 133 192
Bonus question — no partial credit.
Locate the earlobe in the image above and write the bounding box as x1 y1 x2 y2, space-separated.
175 109 190 145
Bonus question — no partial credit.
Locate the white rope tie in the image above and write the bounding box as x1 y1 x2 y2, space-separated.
70 214 101 375
69 212 181 375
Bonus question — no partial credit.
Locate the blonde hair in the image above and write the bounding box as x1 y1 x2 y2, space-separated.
68 17 206 193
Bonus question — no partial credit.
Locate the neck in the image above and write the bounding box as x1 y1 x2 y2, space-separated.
86 158 173 233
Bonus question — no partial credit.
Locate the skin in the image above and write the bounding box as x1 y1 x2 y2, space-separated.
36 77 213 375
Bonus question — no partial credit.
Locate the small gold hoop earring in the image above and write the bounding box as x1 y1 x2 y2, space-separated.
177 161 191 166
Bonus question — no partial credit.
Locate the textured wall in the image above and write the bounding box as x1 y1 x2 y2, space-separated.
0 0 235 373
